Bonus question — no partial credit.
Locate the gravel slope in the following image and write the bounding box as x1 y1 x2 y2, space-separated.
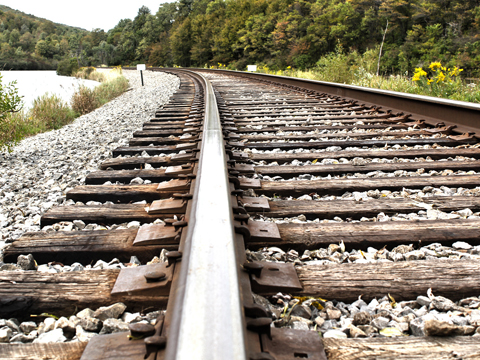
0 70 180 257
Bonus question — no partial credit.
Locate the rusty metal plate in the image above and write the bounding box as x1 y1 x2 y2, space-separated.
133 223 180 246
248 221 281 242
111 263 172 296
80 332 154 360
165 165 192 175
232 152 249 160
228 141 245 147
148 198 186 214
157 179 190 191
175 142 197 150
241 197 270 212
239 178 261 189
250 262 302 294
449 132 476 141
261 328 327 360
425 125 456 134
235 163 255 173
404 119 426 128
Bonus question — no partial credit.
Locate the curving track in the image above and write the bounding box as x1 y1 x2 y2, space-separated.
1 68 480 359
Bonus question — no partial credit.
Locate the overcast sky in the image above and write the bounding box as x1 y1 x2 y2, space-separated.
0 1 176 31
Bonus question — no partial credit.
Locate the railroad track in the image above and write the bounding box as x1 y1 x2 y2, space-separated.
1 68 480 359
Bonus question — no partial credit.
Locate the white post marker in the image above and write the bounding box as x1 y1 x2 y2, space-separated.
247 65 257 72
137 64 146 86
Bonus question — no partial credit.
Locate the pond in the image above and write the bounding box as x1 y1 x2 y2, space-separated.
0 70 99 111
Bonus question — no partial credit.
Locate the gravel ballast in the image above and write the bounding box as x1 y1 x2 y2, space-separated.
0 70 180 257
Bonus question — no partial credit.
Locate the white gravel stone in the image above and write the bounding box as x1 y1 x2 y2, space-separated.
0 327 12 343
33 328 66 343
452 241 473 250
43 317 56 333
75 325 97 342
323 329 347 338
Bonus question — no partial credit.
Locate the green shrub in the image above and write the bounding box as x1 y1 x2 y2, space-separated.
70 86 99 115
0 75 23 151
57 58 79 76
0 111 27 151
30 94 76 130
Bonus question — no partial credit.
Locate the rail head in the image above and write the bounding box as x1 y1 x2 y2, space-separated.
164 71 247 360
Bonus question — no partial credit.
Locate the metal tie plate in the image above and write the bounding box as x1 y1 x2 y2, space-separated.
170 153 195 162
165 165 192 176
157 179 190 191
248 221 281 242
133 223 180 246
147 198 186 214
249 261 302 294
241 197 270 212
234 163 255 173
260 328 327 360
175 143 197 150
425 125 456 134
111 262 173 296
232 152 249 160
80 332 155 360
239 178 262 189
81 315 166 360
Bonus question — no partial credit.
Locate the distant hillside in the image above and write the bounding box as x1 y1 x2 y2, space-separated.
0 5 97 70
0 5 85 31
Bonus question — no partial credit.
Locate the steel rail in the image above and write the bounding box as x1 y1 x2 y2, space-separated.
164 71 247 360
192 69 480 135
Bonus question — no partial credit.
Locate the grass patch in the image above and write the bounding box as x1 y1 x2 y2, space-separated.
92 76 129 106
1 67 129 152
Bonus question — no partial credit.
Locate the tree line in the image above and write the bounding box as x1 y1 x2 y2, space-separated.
1 1 480 76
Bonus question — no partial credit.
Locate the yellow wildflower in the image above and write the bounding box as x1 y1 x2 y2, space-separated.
429 61 442 71
436 71 446 83
412 67 427 81
449 66 463 77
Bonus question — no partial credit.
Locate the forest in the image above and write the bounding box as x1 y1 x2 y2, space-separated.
1 1 480 76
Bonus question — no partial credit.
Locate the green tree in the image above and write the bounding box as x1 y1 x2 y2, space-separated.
35 39 57 58
170 17 194 66
19 32 34 52
9 29 20 47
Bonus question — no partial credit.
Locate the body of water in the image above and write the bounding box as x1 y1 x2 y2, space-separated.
0 70 99 111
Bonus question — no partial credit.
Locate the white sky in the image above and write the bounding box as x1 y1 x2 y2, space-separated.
0 1 176 31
